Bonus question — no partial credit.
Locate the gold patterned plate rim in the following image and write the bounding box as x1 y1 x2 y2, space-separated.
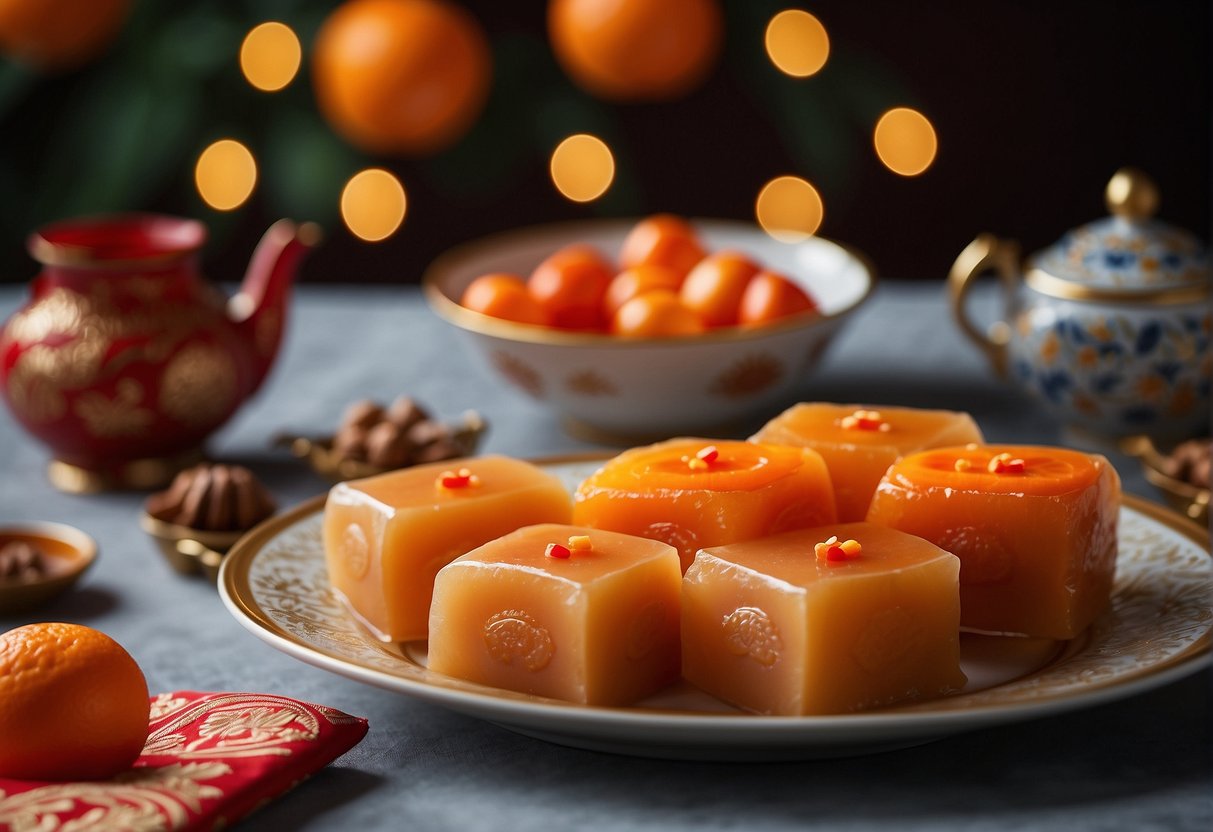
218 457 1212 760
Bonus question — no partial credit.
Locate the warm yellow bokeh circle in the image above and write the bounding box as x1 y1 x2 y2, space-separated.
341 168 408 242
755 175 824 242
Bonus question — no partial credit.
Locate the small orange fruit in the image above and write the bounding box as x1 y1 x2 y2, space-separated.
612 290 706 337
0 622 150 781
527 244 614 330
312 0 492 155
679 250 762 328
0 0 130 71
738 270 818 326
618 214 707 281
548 0 722 101
603 264 683 318
461 273 550 326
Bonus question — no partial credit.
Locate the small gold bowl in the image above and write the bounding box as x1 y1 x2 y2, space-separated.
275 409 488 483
0 522 97 613
1121 435 1210 525
139 514 243 582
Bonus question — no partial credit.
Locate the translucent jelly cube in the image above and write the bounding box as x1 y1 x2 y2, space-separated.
751 403 984 521
866 444 1121 639
427 524 682 705
682 522 965 715
573 438 836 572
323 455 572 642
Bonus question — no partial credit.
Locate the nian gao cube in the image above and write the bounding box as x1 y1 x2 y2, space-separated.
573 438 837 573
751 403 984 521
323 455 572 643
427 524 682 705
865 444 1121 639
682 522 965 715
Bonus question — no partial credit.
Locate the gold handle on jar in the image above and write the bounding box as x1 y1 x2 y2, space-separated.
947 233 1021 378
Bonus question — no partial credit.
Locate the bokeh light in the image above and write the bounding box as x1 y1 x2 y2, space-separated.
341 168 407 242
240 22 302 92
765 9 829 78
874 107 938 176
550 134 615 203
755 175 824 242
194 139 257 211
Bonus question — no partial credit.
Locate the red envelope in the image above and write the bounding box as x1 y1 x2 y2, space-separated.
0 691 368 831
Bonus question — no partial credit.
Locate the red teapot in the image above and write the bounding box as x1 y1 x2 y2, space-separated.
0 214 319 492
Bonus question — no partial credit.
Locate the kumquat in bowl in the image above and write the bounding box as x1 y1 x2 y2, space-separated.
423 217 874 440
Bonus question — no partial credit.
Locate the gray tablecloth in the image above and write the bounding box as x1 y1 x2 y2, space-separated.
1 282 1209 831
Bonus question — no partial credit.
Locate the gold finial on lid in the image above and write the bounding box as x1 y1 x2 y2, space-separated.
1105 168 1159 220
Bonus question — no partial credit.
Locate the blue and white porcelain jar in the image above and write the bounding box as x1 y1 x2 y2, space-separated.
950 169 1210 441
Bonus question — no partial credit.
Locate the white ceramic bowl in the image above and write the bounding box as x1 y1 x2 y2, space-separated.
423 219 875 438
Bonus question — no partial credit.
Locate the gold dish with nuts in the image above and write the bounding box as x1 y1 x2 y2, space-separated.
141 463 277 581
0 522 97 613
276 396 487 483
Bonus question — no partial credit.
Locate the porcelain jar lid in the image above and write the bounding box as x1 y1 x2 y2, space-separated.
1028 168 1209 301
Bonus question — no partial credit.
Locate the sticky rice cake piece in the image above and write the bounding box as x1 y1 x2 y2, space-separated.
323 455 572 642
751 403 984 521
428 524 682 705
682 522 965 715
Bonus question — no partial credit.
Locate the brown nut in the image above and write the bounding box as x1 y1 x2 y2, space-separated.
364 421 413 469
341 400 386 432
387 396 430 431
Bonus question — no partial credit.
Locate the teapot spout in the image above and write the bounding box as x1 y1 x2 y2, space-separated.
228 219 322 394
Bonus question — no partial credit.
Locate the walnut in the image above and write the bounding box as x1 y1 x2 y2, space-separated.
1163 439 1211 489
328 396 474 471
0 540 46 581
146 464 277 532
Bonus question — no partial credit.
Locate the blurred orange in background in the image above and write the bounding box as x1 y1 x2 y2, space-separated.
548 0 722 101
619 214 707 281
312 0 492 155
680 250 762 328
527 244 614 330
0 0 130 70
461 273 550 326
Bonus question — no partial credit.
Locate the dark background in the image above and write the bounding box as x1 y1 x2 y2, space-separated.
0 0 1208 285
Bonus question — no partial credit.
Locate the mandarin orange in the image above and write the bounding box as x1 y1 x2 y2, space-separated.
679 250 762 328
0 0 129 70
0 622 150 781
312 0 491 155
612 290 706 337
548 0 722 101
603 264 683 318
618 214 707 280
527 244 614 330
738 270 818 326
461 273 550 326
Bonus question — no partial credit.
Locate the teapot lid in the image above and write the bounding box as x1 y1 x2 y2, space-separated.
1029 169 1210 298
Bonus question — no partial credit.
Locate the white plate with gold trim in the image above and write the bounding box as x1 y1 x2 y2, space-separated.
219 459 1211 761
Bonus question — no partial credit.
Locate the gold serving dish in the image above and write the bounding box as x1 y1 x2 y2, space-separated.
0 522 97 613
1121 435 1210 525
275 409 488 483
139 514 242 582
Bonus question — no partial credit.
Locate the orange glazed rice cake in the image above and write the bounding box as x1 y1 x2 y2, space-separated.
573 438 836 573
865 444 1121 639
751 403 984 521
682 522 965 715
323 455 572 643
427 524 682 705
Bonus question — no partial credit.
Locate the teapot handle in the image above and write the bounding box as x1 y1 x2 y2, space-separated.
947 233 1021 378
